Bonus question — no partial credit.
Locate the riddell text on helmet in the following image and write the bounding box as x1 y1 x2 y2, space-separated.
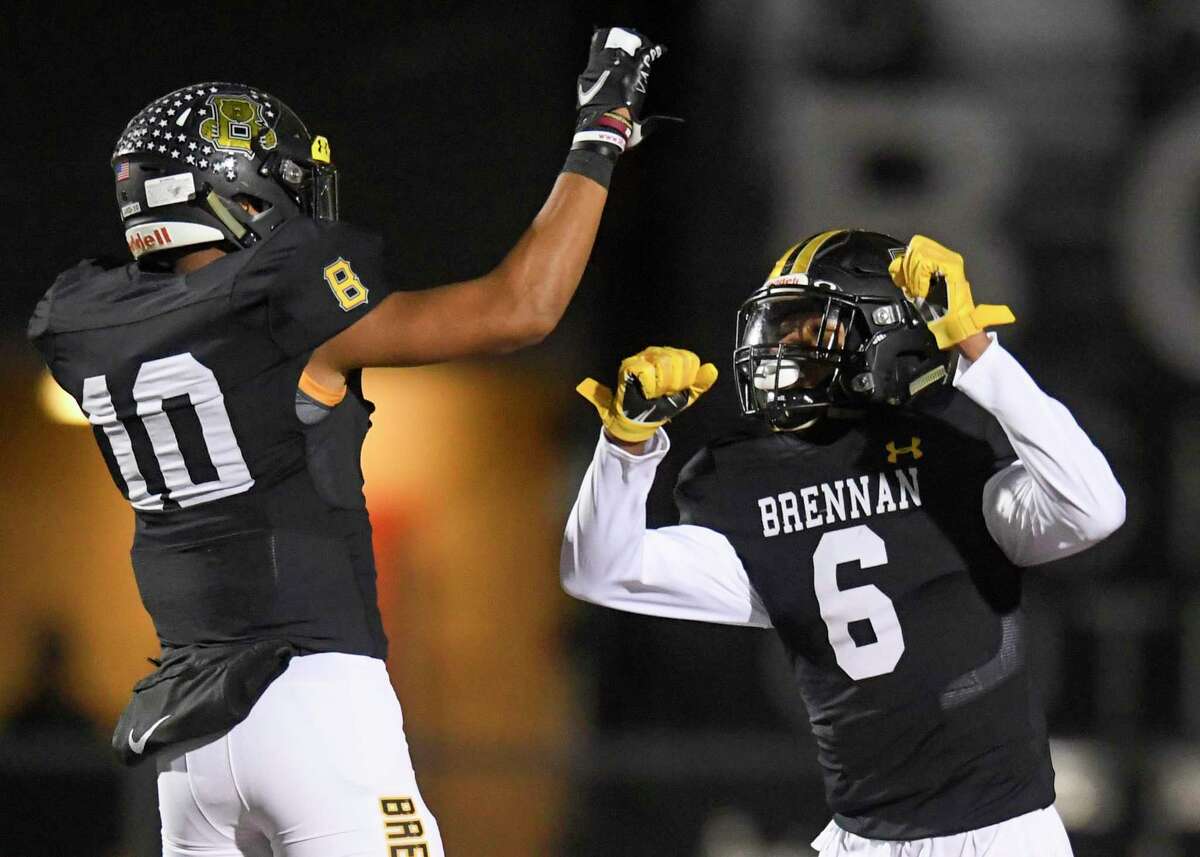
128 227 174 255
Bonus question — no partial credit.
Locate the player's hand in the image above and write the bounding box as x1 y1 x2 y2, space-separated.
887 235 1015 350
577 347 718 443
571 27 678 158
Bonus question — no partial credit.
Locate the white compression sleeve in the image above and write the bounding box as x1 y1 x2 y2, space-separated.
952 336 1126 567
561 429 772 627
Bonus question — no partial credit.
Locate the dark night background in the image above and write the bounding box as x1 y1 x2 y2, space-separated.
2 2 1199 855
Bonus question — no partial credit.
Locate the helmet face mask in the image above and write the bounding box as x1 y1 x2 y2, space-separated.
112 82 337 261
250 131 339 224
307 162 339 224
735 285 864 425
735 231 953 431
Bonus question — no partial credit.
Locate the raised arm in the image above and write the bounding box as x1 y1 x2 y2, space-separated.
563 347 772 626
954 336 1125 566
309 27 668 381
563 429 772 626
314 172 608 369
889 236 1125 567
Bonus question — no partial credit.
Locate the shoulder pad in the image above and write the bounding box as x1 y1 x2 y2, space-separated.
234 219 389 357
910 385 997 443
905 387 1017 471
706 425 769 450
28 258 133 340
675 445 723 526
241 218 384 283
27 292 53 342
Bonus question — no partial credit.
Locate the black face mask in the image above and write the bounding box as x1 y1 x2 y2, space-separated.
734 279 951 429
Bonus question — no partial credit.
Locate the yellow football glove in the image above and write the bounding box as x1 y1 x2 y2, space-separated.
887 235 1015 350
577 346 719 443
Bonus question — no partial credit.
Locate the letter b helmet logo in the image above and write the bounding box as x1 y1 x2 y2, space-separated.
199 95 277 156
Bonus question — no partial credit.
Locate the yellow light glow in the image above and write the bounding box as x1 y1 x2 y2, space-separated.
38 369 89 426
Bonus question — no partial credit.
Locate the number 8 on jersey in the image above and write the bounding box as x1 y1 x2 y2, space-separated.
323 257 368 312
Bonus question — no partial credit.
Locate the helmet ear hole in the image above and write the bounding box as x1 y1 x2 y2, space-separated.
892 353 924 379
232 193 271 215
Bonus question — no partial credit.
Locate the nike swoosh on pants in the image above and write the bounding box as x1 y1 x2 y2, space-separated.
129 714 172 754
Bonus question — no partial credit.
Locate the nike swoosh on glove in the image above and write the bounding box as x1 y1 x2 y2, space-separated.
577 346 718 443
572 27 679 157
888 235 1015 350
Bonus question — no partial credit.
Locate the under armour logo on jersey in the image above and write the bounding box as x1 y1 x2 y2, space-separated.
886 437 923 463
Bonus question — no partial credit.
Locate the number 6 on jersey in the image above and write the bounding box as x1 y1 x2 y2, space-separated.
812 525 905 680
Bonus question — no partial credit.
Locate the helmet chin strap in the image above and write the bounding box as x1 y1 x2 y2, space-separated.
766 403 865 433
765 402 825 432
770 416 822 433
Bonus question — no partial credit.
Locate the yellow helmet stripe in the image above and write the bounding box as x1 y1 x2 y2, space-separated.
791 229 845 275
769 242 803 279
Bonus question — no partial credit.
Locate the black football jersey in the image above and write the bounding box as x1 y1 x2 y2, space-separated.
29 218 393 658
675 391 1055 839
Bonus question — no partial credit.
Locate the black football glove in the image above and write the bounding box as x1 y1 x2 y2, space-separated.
564 27 678 186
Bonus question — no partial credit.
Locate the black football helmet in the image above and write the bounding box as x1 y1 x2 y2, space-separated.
734 229 952 430
112 82 337 260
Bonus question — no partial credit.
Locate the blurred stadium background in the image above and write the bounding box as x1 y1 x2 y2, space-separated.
2 1 1198 854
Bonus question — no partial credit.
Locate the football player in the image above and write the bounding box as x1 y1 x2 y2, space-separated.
562 230 1125 855
28 27 667 857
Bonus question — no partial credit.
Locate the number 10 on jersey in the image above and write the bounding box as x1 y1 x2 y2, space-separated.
81 353 253 511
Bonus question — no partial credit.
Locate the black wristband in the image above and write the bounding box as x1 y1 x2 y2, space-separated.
562 147 617 189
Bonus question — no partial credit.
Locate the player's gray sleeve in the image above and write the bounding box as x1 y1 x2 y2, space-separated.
295 387 334 425
561 429 773 627
953 335 1126 567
